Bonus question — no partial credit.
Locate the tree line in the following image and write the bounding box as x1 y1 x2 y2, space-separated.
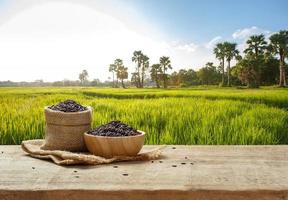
109 52 172 88
108 30 288 88
4 30 285 88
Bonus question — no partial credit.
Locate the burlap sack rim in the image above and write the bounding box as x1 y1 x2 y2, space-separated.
21 139 164 165
44 106 93 115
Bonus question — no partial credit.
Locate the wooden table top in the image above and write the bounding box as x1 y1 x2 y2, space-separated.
0 145 287 200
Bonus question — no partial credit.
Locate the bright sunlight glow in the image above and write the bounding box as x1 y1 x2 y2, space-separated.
0 1 212 82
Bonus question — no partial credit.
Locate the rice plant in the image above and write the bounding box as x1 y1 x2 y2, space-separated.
0 87 287 145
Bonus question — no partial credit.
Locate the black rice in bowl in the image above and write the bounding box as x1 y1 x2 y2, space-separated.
87 121 141 137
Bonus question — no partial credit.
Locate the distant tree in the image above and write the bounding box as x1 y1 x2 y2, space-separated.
232 34 268 88
132 51 143 88
170 69 198 87
79 70 88 85
34 79 44 86
184 69 198 86
197 62 221 85
232 52 279 87
169 71 179 86
109 58 128 88
141 54 150 88
260 55 279 85
244 34 267 57
90 79 100 86
117 65 128 88
233 55 261 88
214 43 226 86
160 56 172 88
109 64 117 87
150 64 162 88
131 51 149 88
131 72 139 87
269 30 288 87
114 59 124 87
223 42 240 86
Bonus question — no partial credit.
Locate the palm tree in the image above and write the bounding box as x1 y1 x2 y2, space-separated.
160 56 172 88
244 34 267 57
141 54 149 88
109 64 117 87
214 43 226 86
150 64 162 88
132 51 143 88
224 42 239 86
117 65 128 88
79 69 88 85
269 30 288 87
114 59 123 87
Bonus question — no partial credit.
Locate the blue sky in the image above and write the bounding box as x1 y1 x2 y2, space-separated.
0 0 287 81
130 0 288 42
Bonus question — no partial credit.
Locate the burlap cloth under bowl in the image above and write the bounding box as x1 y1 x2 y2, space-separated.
21 140 164 165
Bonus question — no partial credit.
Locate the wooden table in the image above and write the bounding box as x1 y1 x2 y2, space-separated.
0 145 287 200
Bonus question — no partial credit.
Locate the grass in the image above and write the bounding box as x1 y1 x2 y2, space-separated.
0 86 288 145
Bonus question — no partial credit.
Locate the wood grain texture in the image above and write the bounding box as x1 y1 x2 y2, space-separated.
0 145 288 200
84 131 145 158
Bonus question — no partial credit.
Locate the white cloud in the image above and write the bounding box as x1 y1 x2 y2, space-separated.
205 36 222 49
169 41 198 53
232 26 270 40
231 26 271 55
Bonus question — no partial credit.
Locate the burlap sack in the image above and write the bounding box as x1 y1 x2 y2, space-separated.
41 106 92 152
22 140 164 165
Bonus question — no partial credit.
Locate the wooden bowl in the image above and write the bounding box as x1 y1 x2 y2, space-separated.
84 131 145 158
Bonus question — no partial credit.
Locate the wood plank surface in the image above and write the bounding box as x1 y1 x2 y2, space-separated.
0 145 287 200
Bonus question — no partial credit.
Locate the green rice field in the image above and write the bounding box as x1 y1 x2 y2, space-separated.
1 87 288 145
